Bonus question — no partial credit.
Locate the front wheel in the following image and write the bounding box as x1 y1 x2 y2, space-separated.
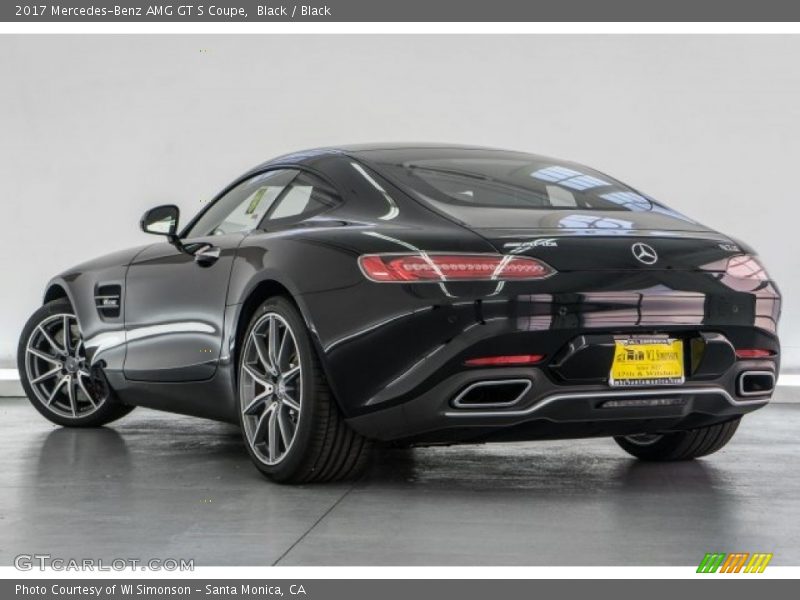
614 418 741 461
237 296 372 483
18 299 135 427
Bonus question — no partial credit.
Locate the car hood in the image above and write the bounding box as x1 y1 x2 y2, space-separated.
54 244 153 280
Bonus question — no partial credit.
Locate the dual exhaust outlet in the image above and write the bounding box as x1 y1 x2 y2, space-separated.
451 370 776 409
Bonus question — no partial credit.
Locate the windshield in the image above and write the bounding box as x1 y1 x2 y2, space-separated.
376 156 656 215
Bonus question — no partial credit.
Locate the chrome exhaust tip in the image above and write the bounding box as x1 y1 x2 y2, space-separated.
451 379 532 409
737 370 776 397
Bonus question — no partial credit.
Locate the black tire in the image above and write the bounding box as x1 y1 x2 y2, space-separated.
237 296 372 484
614 418 741 461
17 299 135 428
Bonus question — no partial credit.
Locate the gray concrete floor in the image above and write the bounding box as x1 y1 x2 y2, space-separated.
1 395 798 566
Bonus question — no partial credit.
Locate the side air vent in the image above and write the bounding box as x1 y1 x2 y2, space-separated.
95 284 122 318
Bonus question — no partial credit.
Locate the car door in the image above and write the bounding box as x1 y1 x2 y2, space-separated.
123 169 298 382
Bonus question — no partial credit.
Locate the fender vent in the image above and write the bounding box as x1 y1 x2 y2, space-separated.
95 284 121 318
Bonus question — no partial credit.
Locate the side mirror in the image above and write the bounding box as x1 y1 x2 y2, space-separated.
140 205 180 240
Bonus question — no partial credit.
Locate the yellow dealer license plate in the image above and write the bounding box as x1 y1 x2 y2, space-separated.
609 338 684 387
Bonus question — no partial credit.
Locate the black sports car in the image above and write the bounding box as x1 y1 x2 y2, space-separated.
18 144 781 483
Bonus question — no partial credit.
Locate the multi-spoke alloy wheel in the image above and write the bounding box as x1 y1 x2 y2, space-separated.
239 312 303 465
24 312 107 419
18 299 134 427
237 297 372 483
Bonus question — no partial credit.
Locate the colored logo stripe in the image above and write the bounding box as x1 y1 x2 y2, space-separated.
744 553 773 573
697 553 726 573
720 553 749 573
697 553 772 573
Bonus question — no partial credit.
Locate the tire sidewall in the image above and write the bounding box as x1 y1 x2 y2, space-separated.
615 433 678 460
237 296 320 482
614 417 741 461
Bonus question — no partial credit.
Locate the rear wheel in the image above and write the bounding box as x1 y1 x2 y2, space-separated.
614 418 741 461
18 299 134 427
237 296 372 483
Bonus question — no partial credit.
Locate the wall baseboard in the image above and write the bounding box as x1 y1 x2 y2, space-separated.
0 369 23 396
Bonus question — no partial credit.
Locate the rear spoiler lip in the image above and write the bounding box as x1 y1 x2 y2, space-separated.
478 228 728 241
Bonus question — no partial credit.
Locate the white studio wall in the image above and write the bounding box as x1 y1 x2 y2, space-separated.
2 35 799 369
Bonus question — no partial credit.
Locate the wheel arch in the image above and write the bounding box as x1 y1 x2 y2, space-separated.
43 282 72 306
41 281 84 334
231 277 347 412
234 279 297 358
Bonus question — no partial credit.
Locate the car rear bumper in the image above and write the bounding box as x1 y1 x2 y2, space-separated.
345 359 776 443
308 269 781 418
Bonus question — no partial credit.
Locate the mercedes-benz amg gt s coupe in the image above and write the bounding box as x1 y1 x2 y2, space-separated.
18 144 781 482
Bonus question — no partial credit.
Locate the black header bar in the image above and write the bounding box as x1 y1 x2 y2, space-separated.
4 0 800 22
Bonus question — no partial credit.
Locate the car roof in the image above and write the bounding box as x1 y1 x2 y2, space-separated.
334 142 495 152
256 143 538 169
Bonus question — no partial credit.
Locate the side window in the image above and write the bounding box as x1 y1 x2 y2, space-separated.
546 185 577 207
185 169 298 238
265 172 340 224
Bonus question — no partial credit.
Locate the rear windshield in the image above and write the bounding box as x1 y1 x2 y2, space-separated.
376 156 655 214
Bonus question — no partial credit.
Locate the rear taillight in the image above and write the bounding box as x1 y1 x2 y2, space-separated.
726 255 769 280
735 348 776 360
358 253 555 282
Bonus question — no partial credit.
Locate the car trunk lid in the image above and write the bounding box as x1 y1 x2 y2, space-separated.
475 224 737 272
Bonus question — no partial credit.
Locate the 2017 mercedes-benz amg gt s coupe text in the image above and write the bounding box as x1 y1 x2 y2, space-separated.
19 144 781 482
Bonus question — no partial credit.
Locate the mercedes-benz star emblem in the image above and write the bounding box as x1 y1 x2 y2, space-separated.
631 242 658 265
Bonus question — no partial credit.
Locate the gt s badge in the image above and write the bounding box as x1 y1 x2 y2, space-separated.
505 238 559 252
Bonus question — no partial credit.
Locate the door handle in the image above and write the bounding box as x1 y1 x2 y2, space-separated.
194 244 221 267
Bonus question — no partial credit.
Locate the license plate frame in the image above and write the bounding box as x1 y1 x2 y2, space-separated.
608 337 685 387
